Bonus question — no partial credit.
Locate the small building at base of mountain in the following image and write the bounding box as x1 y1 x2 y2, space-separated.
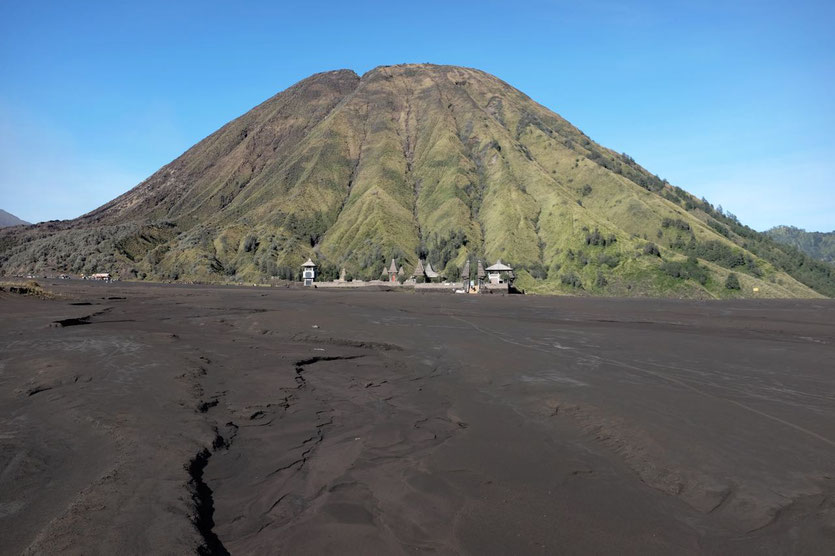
485 260 513 285
301 259 316 286
411 259 440 282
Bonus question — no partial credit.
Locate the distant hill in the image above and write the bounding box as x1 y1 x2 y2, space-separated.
765 226 835 264
0 209 29 228
1 64 833 298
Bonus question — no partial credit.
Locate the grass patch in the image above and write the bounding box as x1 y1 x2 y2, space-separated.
0 280 55 299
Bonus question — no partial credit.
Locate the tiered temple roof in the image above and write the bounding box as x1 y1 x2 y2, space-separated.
485 260 513 272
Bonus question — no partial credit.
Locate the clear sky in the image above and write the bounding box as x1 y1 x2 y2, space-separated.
1 0 832 231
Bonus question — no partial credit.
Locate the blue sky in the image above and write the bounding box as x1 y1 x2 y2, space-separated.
1 0 832 231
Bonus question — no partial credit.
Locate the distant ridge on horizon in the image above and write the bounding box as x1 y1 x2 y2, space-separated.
1 63 833 298
766 225 835 264
0 209 29 228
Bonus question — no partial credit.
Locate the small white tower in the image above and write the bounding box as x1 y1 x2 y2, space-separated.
301 259 316 286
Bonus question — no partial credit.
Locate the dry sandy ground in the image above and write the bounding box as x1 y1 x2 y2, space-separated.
1 281 833 555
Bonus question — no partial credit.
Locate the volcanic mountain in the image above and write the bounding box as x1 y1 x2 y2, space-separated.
1 64 832 297
0 209 29 228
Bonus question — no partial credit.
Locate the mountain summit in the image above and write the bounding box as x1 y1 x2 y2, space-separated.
1 64 833 297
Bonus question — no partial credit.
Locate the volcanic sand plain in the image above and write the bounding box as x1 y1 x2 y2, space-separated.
1 281 833 555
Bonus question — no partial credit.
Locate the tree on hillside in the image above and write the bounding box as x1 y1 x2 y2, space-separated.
643 243 661 257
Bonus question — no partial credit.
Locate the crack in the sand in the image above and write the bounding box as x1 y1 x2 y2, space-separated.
186 449 230 556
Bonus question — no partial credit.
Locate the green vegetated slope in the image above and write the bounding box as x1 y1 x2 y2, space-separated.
1 64 832 298
766 225 835 264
